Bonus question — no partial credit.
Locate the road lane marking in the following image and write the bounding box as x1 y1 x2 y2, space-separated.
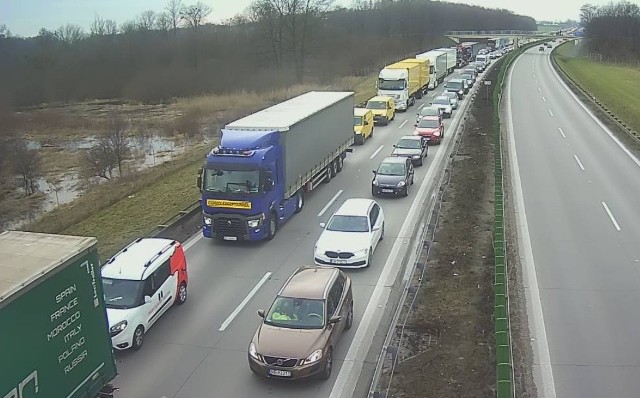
547 55 640 169
183 232 204 251
601 202 621 231
573 154 585 171
538 87 541 92
542 96 547 102
418 103 425 110
399 120 408 129
317 189 344 217
369 145 384 159
558 127 566 138
430 92 436 97
506 54 557 398
549 109 554 117
219 272 272 332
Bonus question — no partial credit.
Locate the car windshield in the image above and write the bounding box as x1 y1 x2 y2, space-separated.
326 215 370 232
377 162 406 176
421 108 439 117
396 139 421 149
447 81 463 90
102 278 144 309
353 116 363 125
461 74 472 80
433 97 449 105
445 93 457 99
265 296 325 329
367 101 387 110
378 79 405 90
418 119 439 128
203 168 260 194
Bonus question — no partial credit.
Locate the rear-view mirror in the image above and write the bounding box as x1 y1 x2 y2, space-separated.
329 315 342 324
196 176 202 192
372 170 377 174
144 296 152 304
372 225 380 231
319 222 326 228
257 309 265 318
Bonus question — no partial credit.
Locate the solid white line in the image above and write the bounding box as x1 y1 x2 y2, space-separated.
547 54 640 169
549 109 554 117
369 145 384 160
399 120 408 129
219 272 272 332
558 127 566 138
317 189 343 217
418 103 425 110
542 96 547 102
507 53 557 398
573 154 585 171
601 202 621 231
183 232 204 251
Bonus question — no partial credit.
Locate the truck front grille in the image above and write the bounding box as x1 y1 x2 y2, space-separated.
213 218 245 237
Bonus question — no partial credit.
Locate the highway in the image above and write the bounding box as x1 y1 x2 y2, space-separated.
112 67 485 398
507 44 640 397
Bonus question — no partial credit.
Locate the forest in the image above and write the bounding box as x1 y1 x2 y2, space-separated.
580 1 640 59
0 0 535 109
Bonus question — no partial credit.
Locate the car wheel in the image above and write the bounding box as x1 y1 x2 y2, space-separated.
132 326 145 351
321 349 333 380
176 282 187 305
417 157 423 167
370 127 374 137
371 186 377 197
265 211 277 240
345 302 354 330
367 251 373 268
383 117 388 126
294 190 304 214
403 185 409 197
380 222 385 241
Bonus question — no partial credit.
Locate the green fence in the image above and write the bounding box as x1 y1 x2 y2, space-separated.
492 39 546 398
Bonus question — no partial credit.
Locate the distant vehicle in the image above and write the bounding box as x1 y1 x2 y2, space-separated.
432 95 453 117
471 61 486 72
475 53 490 67
443 91 459 109
366 95 396 126
546 43 552 48
432 47 458 74
102 237 188 351
460 73 475 88
539 46 545 52
416 105 443 125
445 79 466 99
378 62 422 111
314 198 385 267
463 67 478 78
391 135 428 166
414 115 445 144
353 108 374 145
415 50 447 89
249 266 353 380
372 157 415 197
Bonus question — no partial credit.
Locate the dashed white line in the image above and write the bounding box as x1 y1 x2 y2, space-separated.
549 109 554 117
219 272 272 332
573 154 585 171
538 87 542 92
601 201 621 231
542 96 547 102
418 103 425 110
399 120 408 128
558 127 566 138
317 189 344 217
369 144 384 159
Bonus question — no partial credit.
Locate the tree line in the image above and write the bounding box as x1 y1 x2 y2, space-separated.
0 0 535 110
580 1 640 59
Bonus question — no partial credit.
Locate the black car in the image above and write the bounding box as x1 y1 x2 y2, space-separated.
372 156 415 197
391 135 428 166
445 79 466 99
539 46 545 51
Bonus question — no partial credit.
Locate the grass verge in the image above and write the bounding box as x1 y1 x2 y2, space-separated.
554 41 640 133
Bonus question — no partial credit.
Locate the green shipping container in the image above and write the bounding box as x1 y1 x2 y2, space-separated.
0 231 117 398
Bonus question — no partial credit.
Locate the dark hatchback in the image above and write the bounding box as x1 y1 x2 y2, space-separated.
391 135 428 166
371 156 415 197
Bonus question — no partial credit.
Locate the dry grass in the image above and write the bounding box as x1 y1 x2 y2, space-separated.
39 147 82 173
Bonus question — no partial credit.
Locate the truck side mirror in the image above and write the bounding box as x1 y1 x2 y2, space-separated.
264 171 274 192
197 168 203 192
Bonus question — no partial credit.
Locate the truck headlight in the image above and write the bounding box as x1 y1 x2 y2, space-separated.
304 349 323 364
203 216 212 226
110 320 128 334
247 214 264 228
397 181 406 187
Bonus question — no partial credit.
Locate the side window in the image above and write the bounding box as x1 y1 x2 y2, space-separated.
326 281 343 317
142 277 155 298
369 204 379 228
152 260 171 289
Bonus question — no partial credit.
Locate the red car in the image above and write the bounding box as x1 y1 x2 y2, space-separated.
413 116 444 144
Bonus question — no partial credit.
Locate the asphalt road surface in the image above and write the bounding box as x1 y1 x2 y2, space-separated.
113 67 487 398
507 43 640 397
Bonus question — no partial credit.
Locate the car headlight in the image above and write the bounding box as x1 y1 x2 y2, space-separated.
249 342 260 360
373 180 379 186
355 248 369 256
397 181 406 187
458 90 463 95
412 155 420 159
304 349 323 364
247 213 265 228
110 320 127 334
203 216 212 226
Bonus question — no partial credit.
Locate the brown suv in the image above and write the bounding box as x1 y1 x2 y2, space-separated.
248 266 353 380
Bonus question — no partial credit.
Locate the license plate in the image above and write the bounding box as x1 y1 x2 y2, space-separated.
330 259 348 264
269 369 292 377
223 236 238 241
382 189 394 193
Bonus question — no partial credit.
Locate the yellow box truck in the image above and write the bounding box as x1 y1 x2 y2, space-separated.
377 61 422 111
399 58 430 98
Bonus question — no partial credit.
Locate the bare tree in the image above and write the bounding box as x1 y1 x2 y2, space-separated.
9 139 40 196
580 4 598 26
55 24 86 44
181 1 213 28
106 115 131 176
45 175 64 206
138 10 157 31
0 24 10 38
84 142 116 180
166 0 185 33
90 15 118 36
156 12 172 31
120 20 139 34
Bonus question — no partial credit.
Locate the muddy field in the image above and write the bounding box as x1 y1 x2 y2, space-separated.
379 64 501 397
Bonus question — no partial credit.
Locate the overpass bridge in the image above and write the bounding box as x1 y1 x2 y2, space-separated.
445 30 575 43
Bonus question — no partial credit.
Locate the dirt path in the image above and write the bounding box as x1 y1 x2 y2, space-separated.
380 65 501 397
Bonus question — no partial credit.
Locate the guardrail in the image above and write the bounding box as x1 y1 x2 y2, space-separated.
550 43 640 144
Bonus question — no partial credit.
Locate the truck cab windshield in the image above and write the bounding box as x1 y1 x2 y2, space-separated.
354 116 363 125
103 278 144 309
203 168 261 194
378 79 405 90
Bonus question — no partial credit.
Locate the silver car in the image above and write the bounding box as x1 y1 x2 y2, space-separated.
431 95 453 118
443 92 459 109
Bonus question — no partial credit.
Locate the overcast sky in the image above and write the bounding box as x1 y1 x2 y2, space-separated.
0 0 616 37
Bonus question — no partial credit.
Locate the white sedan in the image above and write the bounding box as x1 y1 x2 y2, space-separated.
314 198 385 268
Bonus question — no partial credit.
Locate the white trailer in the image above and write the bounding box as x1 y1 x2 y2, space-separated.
432 47 457 74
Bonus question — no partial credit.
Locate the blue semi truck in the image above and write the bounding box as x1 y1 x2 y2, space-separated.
198 91 354 241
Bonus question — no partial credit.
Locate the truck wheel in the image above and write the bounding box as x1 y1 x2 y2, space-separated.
336 156 343 173
416 90 423 99
176 282 187 305
323 166 332 183
132 326 144 350
329 161 337 178
294 190 304 214
266 211 277 240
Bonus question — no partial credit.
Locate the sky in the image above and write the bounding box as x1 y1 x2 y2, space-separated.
0 0 618 37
